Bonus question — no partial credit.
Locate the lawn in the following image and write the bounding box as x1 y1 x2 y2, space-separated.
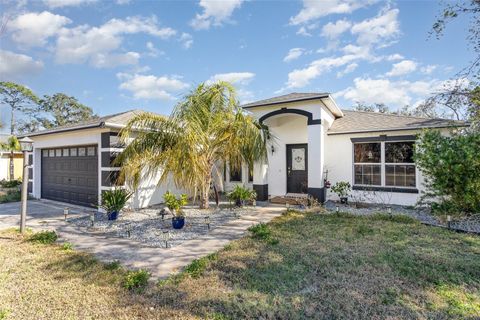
1 211 479 319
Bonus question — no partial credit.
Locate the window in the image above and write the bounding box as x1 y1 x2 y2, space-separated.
353 140 416 189
385 142 416 187
78 147 86 156
49 149 55 157
42 150 48 157
55 149 62 157
229 165 242 182
354 143 381 186
87 147 95 156
63 148 69 156
70 148 77 156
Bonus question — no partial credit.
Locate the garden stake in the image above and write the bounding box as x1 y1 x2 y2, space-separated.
447 215 452 229
64 207 69 221
89 212 95 227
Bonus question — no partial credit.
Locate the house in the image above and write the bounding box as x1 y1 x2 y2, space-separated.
0 134 23 181
22 93 468 208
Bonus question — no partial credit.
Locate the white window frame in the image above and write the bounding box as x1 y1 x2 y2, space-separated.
352 140 417 189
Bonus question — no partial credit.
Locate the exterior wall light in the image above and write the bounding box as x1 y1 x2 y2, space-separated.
271 145 275 154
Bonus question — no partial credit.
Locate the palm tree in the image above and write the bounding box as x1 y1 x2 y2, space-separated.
118 81 268 209
0 135 20 180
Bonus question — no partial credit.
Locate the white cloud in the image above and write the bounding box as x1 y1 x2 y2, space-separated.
207 72 255 85
179 33 193 49
0 50 43 80
386 53 404 61
55 16 176 68
421 64 437 75
43 0 97 8
296 26 311 37
284 48 304 62
321 19 351 39
351 8 400 46
335 77 448 107
119 74 189 100
146 41 161 57
9 11 71 47
190 0 244 30
386 59 417 77
290 0 375 25
336 62 358 78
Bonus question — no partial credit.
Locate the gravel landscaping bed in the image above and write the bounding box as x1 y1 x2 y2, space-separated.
68 205 253 248
324 200 480 234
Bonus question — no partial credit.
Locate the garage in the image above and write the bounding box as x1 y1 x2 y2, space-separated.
41 145 98 207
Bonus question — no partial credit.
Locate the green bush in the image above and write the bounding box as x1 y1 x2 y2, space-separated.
0 179 21 188
105 260 121 271
227 185 256 206
99 188 132 213
163 191 188 216
28 231 58 244
0 190 21 203
123 269 150 292
184 253 218 278
331 181 351 198
61 242 74 251
415 130 480 216
248 223 279 245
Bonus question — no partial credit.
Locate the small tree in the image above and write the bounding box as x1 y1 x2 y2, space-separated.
0 82 39 180
414 129 480 216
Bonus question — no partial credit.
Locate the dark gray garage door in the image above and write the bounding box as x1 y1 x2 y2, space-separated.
41 145 98 207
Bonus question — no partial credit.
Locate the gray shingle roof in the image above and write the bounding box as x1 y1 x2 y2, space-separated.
328 110 469 135
242 92 330 109
23 109 147 137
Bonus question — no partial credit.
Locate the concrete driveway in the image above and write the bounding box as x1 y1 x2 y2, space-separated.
0 199 96 230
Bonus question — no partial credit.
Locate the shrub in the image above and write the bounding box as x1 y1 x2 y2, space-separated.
0 190 21 203
184 253 218 278
123 269 150 292
227 185 256 206
105 260 121 270
415 130 480 216
163 191 188 216
61 242 74 251
99 188 132 213
0 179 21 188
248 223 279 245
28 231 58 244
331 181 351 198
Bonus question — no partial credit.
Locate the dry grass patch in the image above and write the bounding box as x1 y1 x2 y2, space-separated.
1 211 479 319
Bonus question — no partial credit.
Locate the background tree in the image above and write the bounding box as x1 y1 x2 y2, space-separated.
429 0 480 126
118 82 268 209
0 82 38 180
19 93 97 133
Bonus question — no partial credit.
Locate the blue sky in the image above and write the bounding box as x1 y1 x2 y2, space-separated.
0 0 474 132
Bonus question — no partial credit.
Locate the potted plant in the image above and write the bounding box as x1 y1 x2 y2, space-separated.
227 185 257 207
163 191 188 229
331 181 351 204
100 188 133 220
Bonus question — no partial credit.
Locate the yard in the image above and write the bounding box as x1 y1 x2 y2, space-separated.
1 210 479 319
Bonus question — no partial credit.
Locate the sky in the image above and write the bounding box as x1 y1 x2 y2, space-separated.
0 0 475 133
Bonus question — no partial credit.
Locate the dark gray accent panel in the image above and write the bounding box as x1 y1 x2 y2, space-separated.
308 187 325 203
101 170 121 187
352 185 419 194
253 184 268 201
28 168 33 178
41 145 98 207
259 108 321 126
28 154 33 165
101 151 121 167
101 132 110 148
27 182 32 193
350 135 417 143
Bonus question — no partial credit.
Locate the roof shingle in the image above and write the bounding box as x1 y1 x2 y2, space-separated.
328 110 468 134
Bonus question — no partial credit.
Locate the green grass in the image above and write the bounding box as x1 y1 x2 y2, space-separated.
1 211 479 319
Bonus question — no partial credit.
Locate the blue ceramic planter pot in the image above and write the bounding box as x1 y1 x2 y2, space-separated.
108 211 119 220
172 216 185 229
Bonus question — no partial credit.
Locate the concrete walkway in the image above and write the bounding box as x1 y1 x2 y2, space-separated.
0 200 284 279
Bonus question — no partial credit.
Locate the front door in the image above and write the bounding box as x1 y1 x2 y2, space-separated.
286 144 308 193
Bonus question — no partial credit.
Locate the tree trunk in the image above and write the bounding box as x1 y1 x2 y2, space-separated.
10 105 15 181
199 175 211 209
